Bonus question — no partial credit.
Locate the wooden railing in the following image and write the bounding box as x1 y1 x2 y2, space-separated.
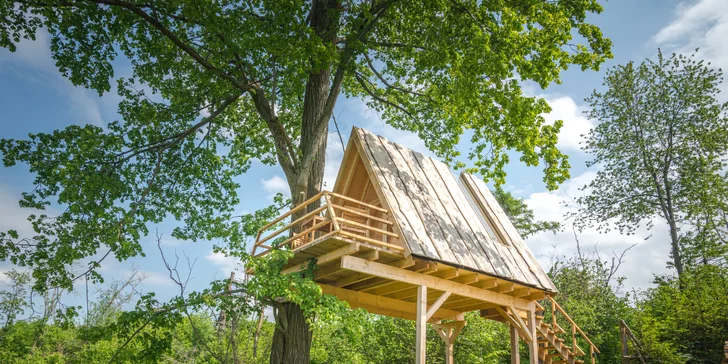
620 319 646 363
539 296 600 364
251 191 403 257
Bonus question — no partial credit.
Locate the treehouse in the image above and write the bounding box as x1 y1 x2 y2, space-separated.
251 127 599 364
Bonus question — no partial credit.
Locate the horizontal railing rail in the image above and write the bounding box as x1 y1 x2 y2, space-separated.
251 191 403 258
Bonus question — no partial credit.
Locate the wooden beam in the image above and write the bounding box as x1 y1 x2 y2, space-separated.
451 273 479 285
314 263 346 280
495 306 531 343
512 288 531 298
433 321 466 364
473 278 498 289
527 309 538 364
333 272 375 288
319 284 464 322
416 285 427 364
510 324 520 364
358 249 380 261
340 256 533 309
392 256 415 268
282 243 359 274
426 292 452 321
494 283 515 293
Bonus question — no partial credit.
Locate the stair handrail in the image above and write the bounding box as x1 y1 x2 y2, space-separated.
547 296 600 355
620 319 646 363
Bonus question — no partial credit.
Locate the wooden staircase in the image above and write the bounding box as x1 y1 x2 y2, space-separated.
533 297 599 364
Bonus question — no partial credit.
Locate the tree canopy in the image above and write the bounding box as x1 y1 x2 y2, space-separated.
1 0 612 361
1 0 611 297
573 50 728 277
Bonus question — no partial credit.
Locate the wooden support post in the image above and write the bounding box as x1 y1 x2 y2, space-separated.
510 324 520 364
416 285 427 364
433 321 466 364
527 308 538 364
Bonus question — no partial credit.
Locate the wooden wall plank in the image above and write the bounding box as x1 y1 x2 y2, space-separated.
354 129 429 256
461 174 547 289
460 173 533 284
462 173 556 291
374 137 460 264
428 159 515 279
409 150 490 272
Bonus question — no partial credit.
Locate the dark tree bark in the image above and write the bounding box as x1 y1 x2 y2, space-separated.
269 1 338 363
270 302 313 364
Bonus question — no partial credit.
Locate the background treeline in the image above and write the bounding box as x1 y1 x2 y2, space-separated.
0 242 726 363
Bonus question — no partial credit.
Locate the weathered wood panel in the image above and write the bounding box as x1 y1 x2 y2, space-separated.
357 129 439 257
345 128 556 291
461 173 554 290
395 143 483 269
460 173 536 285
413 152 495 273
374 136 459 264
425 156 514 278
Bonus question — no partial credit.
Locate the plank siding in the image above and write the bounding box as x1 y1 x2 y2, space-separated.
374 135 460 264
341 128 556 292
412 152 494 273
358 130 438 257
393 142 476 268
462 174 556 290
426 157 513 278
461 173 543 286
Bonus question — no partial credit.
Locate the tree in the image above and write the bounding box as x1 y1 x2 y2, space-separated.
492 187 560 238
574 50 728 279
0 1 611 362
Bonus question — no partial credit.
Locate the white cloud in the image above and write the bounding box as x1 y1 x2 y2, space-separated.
542 96 593 151
0 29 105 126
205 251 240 274
653 0 728 96
653 0 728 45
522 171 672 291
260 175 289 199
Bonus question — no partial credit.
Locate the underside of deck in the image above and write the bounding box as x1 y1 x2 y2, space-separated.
283 234 547 318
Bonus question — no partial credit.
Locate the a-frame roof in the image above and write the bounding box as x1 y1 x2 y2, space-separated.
333 127 556 292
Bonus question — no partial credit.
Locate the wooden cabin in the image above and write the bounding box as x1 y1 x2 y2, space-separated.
251 127 599 364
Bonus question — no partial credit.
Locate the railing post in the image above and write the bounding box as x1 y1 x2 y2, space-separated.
324 192 340 232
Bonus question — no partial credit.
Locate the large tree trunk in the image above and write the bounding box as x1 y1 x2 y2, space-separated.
269 136 327 364
269 2 338 362
270 302 313 364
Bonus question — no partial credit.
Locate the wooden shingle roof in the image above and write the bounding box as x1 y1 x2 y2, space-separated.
338 127 556 292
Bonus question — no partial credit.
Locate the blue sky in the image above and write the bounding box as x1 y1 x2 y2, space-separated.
1 0 726 309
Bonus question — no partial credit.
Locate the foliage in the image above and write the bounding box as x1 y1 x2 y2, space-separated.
548 248 632 364
492 186 560 238
633 265 728 363
573 50 728 277
0 0 611 303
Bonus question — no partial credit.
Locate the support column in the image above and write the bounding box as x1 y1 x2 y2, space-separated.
416 285 427 364
433 321 466 364
510 324 520 364
527 308 539 364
